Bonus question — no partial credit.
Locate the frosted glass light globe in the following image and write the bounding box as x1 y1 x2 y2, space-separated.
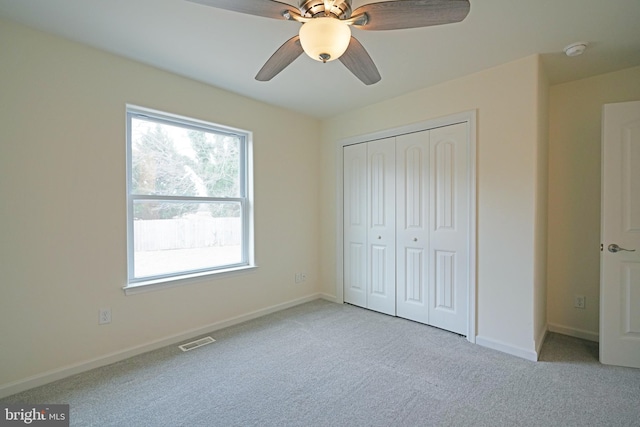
299 17 351 63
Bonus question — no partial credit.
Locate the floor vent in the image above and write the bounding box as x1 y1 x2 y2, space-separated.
179 336 215 352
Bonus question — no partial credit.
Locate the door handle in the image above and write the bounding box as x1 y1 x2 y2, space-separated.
607 244 636 253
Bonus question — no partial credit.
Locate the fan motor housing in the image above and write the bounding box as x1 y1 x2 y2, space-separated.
299 0 352 19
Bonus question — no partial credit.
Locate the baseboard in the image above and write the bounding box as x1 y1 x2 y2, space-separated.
319 293 337 303
535 325 548 360
0 293 325 399
476 335 538 362
547 323 599 342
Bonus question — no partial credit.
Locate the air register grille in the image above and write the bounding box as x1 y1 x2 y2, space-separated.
178 336 216 352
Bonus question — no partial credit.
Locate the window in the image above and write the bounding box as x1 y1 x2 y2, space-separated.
125 106 254 289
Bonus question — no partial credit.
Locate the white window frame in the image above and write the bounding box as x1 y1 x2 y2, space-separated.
124 105 255 294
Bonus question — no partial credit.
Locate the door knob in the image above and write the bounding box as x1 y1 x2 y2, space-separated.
608 244 636 253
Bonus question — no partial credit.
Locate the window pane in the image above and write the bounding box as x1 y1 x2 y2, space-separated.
130 117 241 198
132 201 243 279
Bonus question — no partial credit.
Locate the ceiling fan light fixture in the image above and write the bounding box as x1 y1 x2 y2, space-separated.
190 0 470 84
299 17 351 63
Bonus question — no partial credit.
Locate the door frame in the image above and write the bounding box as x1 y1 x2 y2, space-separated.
335 110 477 343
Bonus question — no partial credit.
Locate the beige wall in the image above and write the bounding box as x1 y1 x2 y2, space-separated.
547 66 640 340
0 19 322 391
320 55 546 357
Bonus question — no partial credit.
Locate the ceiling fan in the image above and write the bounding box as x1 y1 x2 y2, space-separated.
187 0 470 85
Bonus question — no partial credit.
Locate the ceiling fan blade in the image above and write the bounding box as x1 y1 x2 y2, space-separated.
255 36 304 81
339 37 381 85
353 0 470 31
186 0 296 20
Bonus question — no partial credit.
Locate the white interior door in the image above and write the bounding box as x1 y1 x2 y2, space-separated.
396 131 430 323
428 123 469 335
366 138 396 315
343 143 367 308
600 100 640 368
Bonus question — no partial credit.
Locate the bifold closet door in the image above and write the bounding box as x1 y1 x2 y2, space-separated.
343 143 367 308
396 123 469 335
427 123 469 335
366 138 396 316
344 122 469 335
396 131 430 323
343 138 396 316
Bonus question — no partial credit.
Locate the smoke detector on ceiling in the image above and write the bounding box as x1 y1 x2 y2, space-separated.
564 42 588 57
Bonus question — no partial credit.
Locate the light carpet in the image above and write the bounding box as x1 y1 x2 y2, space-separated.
3 300 640 426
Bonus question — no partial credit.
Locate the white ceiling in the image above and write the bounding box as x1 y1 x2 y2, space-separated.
1 0 639 118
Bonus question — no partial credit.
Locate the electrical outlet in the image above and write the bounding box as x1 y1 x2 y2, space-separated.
99 308 111 325
294 273 307 284
574 296 586 309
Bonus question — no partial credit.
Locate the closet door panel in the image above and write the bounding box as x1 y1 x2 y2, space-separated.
367 138 396 316
343 121 471 337
428 123 469 335
396 131 430 323
343 143 368 308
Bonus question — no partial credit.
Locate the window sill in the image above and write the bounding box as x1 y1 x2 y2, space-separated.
123 265 258 295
